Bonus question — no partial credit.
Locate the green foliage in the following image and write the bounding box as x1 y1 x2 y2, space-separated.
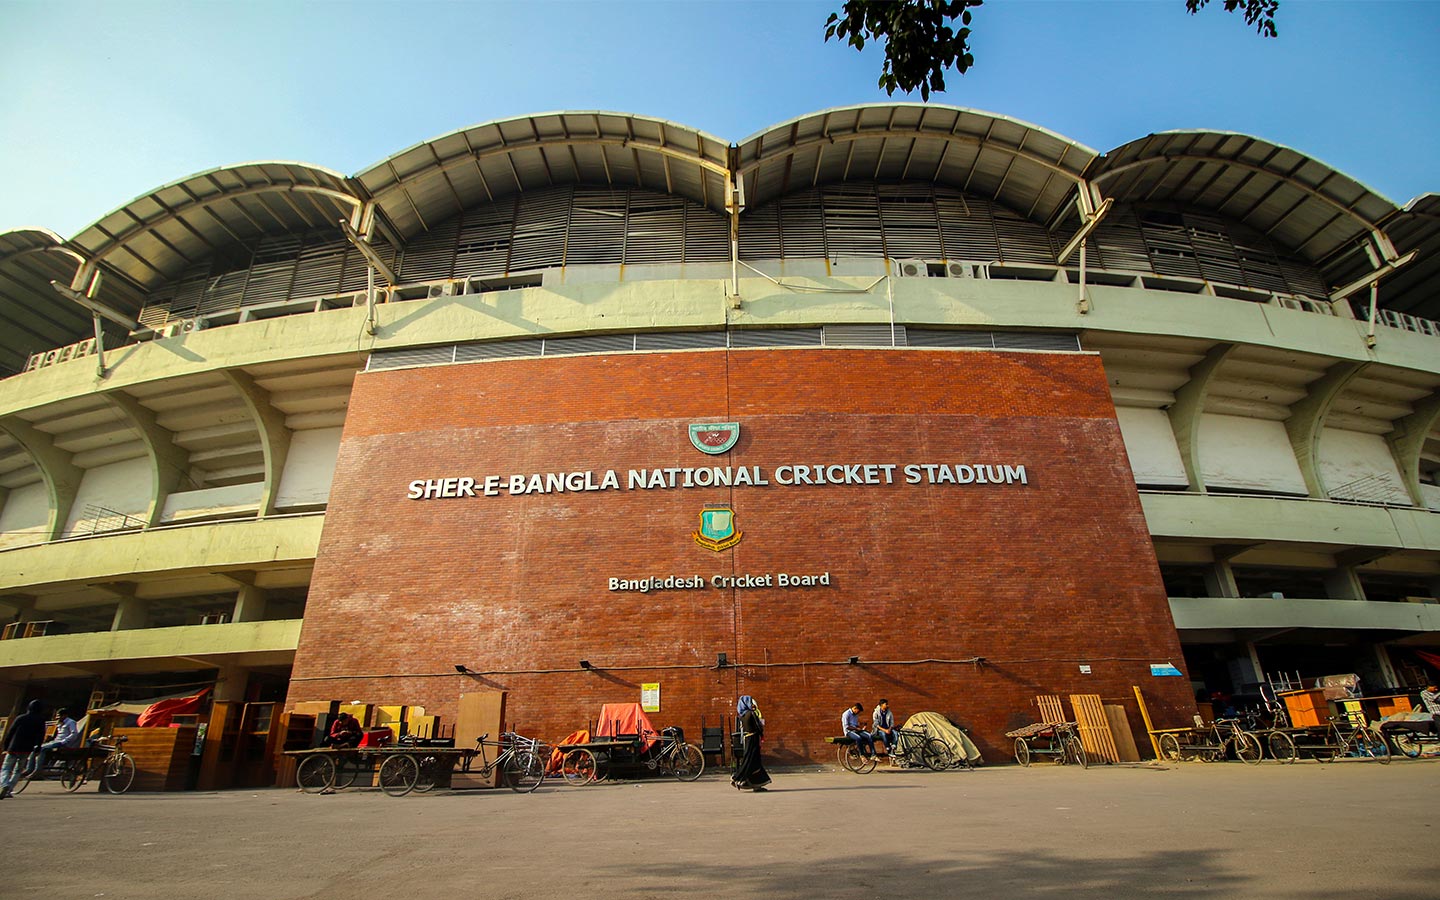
826 0 1279 102
1186 0 1279 38
824 1 981 102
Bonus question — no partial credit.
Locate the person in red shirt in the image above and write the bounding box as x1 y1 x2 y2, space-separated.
325 712 362 749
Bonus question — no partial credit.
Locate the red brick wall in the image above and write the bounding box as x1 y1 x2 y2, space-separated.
288 349 1196 762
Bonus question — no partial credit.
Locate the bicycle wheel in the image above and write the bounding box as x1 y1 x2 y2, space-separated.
1158 733 1182 762
11 756 37 795
1064 732 1089 769
379 754 420 796
59 761 86 792
842 744 876 774
412 755 446 793
297 755 336 793
1355 728 1391 765
562 749 596 785
1389 732 1420 759
672 743 704 781
504 750 545 793
1266 731 1297 764
333 755 363 789
1233 732 1263 765
920 738 952 772
102 753 136 793
1014 738 1031 767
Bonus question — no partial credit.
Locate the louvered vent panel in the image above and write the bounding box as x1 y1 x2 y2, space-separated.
1187 212 1245 286
738 202 782 259
877 185 943 258
729 328 823 348
509 187 573 272
291 239 348 298
992 206 1055 264
1091 207 1152 272
936 194 1000 262
634 331 727 350
991 332 1081 351
777 191 828 258
453 201 515 280
455 339 544 362
340 239 395 292
821 185 884 257
685 204 731 261
566 188 628 266
905 329 995 348
240 235 303 307
367 345 457 370
624 192 687 265
197 268 248 316
400 216 462 283
822 324 903 347
544 334 635 355
1279 258 1328 297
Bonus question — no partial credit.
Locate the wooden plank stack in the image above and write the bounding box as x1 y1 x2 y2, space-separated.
1069 694 1120 764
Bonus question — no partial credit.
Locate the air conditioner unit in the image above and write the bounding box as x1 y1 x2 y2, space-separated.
157 322 184 338
1275 296 1305 311
894 259 930 278
42 349 61 366
179 318 204 334
428 281 460 298
946 262 974 278
200 613 229 625
73 338 96 356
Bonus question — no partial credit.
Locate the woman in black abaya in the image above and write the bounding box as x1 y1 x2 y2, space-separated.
731 695 771 791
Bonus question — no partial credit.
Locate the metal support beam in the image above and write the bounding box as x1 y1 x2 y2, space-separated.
222 371 292 517
1330 251 1416 304
1057 195 1113 265
338 218 398 286
1283 361 1367 499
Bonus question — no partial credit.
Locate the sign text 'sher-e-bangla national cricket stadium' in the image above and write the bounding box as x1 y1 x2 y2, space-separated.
406 461 1029 500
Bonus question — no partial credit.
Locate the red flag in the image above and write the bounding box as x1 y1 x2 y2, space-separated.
137 689 210 727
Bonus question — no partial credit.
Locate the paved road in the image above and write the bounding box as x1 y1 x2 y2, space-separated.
3 760 1436 899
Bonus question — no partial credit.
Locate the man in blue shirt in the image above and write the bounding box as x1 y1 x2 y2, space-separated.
842 702 876 757
35 707 81 770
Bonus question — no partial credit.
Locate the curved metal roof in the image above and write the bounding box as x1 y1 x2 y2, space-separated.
1368 193 1440 319
68 161 361 293
1089 131 1398 281
353 111 732 239
0 228 136 375
735 104 1098 226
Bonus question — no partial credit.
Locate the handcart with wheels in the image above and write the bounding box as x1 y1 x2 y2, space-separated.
1006 721 1088 768
287 730 547 796
1154 717 1263 764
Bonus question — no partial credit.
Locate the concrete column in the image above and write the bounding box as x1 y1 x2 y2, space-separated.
1373 644 1400 691
1323 567 1366 601
213 665 249 703
1205 562 1240 598
111 597 149 631
231 584 268 623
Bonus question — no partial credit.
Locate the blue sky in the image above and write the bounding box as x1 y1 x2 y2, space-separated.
1 0 1436 237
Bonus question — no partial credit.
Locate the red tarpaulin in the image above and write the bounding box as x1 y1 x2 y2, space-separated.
1415 650 1440 672
137 689 210 728
595 702 659 750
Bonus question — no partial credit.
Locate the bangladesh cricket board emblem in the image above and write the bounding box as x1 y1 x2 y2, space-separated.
688 422 739 455
693 505 743 552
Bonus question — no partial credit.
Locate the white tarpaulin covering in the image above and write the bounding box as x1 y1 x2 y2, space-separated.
903 711 982 764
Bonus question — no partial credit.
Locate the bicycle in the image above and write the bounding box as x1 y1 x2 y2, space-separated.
449 730 547 794
1157 717 1262 764
14 737 136 795
890 723 957 771
639 726 705 781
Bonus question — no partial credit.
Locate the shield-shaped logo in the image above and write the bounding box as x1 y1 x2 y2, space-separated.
693 505 743 551
688 422 740 455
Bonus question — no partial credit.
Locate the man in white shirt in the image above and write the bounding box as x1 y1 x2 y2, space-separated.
34 708 81 770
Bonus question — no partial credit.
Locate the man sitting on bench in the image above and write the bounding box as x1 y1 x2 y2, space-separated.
843 703 877 758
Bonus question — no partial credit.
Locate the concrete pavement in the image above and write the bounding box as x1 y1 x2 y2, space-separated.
3 759 1436 899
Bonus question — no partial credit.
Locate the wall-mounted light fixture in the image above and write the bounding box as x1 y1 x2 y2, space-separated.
579 659 593 670
454 664 473 675
848 655 860 665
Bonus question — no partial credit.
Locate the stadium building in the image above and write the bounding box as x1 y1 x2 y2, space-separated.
1 106 1437 778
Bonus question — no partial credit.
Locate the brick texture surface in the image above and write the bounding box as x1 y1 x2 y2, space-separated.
288 349 1196 762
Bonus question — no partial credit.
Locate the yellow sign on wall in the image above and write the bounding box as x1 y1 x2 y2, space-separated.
641 683 660 712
